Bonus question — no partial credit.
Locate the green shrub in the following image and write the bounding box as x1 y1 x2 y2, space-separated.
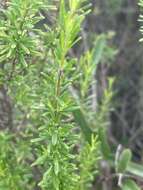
0 0 143 190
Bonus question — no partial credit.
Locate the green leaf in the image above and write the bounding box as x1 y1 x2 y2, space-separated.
92 35 106 66
117 149 132 173
127 162 143 178
54 160 60 176
59 0 66 27
98 127 111 159
121 179 141 190
31 154 47 166
52 133 58 146
73 108 93 144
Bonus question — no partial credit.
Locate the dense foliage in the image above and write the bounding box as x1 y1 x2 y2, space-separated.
0 0 143 190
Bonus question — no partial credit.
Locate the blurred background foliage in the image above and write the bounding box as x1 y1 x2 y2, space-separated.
80 0 143 161
71 0 143 187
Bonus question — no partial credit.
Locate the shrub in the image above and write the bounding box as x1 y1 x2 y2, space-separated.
0 0 143 190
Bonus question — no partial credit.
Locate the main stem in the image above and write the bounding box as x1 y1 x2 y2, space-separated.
55 55 65 117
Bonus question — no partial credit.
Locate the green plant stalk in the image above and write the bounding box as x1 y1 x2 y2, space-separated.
33 1 91 189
